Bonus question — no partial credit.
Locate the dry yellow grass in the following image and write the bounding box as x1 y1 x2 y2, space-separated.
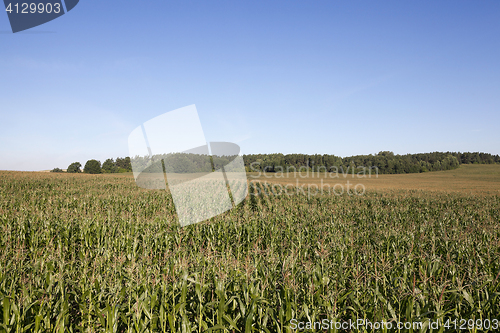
5 164 500 195
246 164 500 195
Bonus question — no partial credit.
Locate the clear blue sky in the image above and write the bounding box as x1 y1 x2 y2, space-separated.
1 0 499 171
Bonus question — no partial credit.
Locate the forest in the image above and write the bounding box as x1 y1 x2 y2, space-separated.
58 151 500 175
242 151 500 174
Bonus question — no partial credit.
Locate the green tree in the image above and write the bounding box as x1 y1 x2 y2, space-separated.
84 160 102 174
50 168 64 173
102 158 117 173
116 157 132 172
67 162 82 173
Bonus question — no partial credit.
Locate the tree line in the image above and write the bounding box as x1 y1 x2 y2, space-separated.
52 154 241 174
51 151 499 175
242 151 500 174
130 153 241 174
51 157 133 174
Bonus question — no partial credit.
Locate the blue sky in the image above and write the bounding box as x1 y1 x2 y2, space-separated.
1 0 499 171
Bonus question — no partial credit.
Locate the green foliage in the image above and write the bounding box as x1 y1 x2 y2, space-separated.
0 171 499 331
243 151 499 175
50 168 64 173
102 158 117 173
84 159 102 174
67 162 82 173
94 157 132 173
131 153 218 174
105 152 499 176
116 157 132 171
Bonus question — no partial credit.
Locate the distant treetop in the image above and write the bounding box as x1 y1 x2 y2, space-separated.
67 162 82 173
84 160 102 174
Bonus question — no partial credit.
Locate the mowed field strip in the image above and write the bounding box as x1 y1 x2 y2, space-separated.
247 164 500 194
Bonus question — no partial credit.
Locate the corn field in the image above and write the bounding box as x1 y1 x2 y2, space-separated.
0 171 499 332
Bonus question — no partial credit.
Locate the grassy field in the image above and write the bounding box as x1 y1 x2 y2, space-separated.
247 164 500 194
0 166 499 332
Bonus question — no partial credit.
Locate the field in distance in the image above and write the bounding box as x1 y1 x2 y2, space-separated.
247 164 500 194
